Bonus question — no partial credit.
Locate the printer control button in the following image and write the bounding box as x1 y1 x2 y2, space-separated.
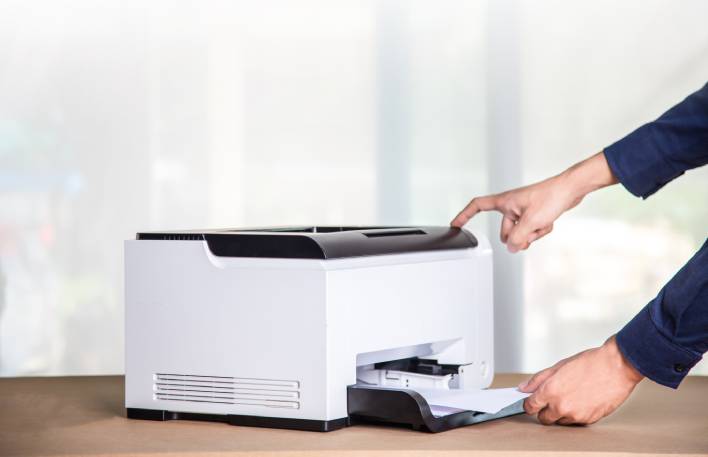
673 363 685 373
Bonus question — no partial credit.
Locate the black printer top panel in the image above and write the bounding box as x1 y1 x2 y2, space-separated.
136 226 478 260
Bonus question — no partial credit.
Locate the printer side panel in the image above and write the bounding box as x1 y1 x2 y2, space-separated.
125 240 331 422
469 234 493 388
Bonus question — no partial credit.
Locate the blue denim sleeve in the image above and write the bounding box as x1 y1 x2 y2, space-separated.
616 240 708 388
604 82 708 198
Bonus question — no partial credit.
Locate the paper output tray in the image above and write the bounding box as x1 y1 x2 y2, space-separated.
347 385 524 433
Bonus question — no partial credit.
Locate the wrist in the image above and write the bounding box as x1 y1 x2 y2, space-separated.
604 335 644 385
559 151 619 201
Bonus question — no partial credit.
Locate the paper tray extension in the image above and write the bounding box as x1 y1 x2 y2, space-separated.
347 385 524 433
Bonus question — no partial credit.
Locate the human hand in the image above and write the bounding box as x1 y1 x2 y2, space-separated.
519 336 643 425
450 152 618 252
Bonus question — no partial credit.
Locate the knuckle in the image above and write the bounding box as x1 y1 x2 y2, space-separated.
543 376 559 391
538 385 552 397
508 203 522 218
537 383 551 397
556 402 571 416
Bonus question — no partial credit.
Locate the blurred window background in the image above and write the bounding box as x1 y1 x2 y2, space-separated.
0 0 706 376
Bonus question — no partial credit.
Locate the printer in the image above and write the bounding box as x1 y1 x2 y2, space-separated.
125 226 521 432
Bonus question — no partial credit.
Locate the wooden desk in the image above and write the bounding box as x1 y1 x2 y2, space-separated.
1 374 706 456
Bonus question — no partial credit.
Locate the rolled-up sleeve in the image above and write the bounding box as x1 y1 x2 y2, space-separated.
616 241 708 388
604 82 708 198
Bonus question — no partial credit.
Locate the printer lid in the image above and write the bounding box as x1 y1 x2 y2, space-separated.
136 226 478 260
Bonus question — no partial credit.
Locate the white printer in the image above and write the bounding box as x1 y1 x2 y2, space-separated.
125 226 520 432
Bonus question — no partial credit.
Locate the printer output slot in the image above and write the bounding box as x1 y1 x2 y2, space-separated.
357 357 469 391
374 357 463 376
363 229 426 238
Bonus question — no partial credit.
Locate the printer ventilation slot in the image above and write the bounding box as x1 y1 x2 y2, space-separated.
153 373 300 409
137 233 204 241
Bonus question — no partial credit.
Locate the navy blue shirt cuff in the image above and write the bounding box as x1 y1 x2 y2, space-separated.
604 139 685 199
603 82 708 198
616 303 703 389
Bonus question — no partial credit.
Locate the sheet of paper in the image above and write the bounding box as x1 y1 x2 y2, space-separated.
414 387 530 415
428 404 466 418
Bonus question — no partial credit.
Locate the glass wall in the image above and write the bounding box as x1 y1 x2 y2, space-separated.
0 0 489 375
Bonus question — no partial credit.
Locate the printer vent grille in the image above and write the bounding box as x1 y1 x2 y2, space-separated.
153 373 300 409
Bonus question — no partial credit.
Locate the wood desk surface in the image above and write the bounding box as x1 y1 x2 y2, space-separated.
1 374 706 457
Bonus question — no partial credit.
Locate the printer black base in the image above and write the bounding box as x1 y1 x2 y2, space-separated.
126 408 350 432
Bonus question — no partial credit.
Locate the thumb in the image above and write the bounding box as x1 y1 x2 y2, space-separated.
518 367 555 393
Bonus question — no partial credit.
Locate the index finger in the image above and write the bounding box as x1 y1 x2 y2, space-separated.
450 195 501 227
